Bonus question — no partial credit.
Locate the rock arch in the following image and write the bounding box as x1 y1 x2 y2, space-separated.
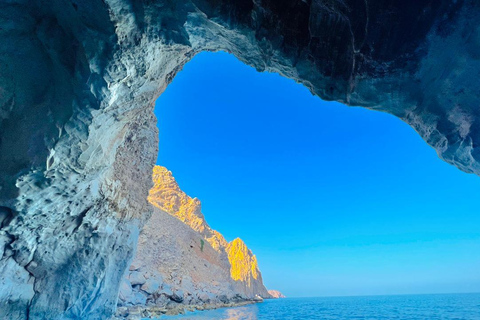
0 0 478 319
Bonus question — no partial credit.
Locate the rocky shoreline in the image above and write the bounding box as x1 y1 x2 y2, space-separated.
112 298 262 319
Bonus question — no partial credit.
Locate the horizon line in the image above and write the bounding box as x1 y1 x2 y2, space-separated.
281 291 480 299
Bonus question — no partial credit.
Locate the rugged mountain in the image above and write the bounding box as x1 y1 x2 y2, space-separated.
1 1 479 319
117 166 270 315
148 166 229 252
268 290 286 299
148 166 269 298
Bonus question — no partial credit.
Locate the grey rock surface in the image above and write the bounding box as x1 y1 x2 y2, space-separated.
0 0 479 319
117 204 247 311
128 271 147 286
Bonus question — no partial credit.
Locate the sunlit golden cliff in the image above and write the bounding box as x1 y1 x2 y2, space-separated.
227 238 259 286
148 166 206 233
148 166 270 297
148 166 227 249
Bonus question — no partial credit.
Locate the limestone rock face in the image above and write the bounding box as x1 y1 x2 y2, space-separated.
226 238 267 298
268 290 286 299
119 206 238 310
148 166 223 246
122 166 270 310
149 167 269 298
0 0 479 319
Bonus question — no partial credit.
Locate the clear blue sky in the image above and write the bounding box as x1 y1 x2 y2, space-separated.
155 51 480 298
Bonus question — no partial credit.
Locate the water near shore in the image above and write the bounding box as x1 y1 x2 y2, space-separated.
156 293 480 320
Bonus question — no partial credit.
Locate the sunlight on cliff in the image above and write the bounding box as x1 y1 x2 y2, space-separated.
227 238 259 285
147 166 264 289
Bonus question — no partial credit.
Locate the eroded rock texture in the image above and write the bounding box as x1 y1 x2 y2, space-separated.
0 0 479 319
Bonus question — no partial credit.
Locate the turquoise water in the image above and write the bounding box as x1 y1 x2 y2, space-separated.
158 294 480 319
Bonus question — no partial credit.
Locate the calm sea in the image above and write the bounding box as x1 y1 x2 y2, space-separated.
157 293 480 320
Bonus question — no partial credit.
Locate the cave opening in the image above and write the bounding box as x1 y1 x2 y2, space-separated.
2 1 480 319
147 51 480 298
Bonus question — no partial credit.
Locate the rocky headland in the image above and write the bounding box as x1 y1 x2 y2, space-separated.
114 166 271 319
268 290 286 299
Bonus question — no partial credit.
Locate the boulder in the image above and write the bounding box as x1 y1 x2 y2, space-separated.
141 278 161 295
197 291 211 303
131 292 147 306
171 289 184 303
118 279 133 302
160 284 173 296
128 271 146 286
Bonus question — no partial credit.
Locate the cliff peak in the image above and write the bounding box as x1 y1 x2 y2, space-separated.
149 165 206 233
227 238 259 284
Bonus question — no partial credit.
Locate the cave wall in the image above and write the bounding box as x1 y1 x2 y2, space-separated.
0 0 478 319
